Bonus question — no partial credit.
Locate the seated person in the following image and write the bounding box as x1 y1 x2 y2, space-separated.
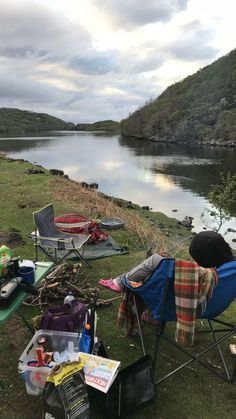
99 231 234 293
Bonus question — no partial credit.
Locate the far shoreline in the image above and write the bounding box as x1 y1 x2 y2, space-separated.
1 150 236 250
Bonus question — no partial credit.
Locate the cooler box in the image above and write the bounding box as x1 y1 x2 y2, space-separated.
18 329 79 396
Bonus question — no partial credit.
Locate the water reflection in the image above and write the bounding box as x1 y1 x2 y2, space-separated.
0 131 235 245
120 136 235 196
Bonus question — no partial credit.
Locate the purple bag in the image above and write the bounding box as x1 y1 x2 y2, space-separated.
40 300 86 332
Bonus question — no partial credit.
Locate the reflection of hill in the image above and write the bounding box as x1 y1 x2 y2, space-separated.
0 137 55 153
120 135 236 196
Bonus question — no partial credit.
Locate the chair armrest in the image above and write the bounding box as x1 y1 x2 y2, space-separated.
31 234 73 243
55 221 92 229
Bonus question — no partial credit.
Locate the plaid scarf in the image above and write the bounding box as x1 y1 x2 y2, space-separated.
174 259 218 346
117 287 145 337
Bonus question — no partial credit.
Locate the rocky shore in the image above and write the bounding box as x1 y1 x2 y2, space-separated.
149 135 236 148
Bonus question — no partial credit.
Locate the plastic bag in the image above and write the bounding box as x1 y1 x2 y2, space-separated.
40 300 86 332
43 361 90 419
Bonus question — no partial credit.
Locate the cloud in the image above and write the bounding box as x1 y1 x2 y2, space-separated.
0 0 230 124
70 50 120 75
121 42 165 73
171 42 218 61
0 46 49 60
0 66 76 106
168 22 219 61
0 0 90 62
92 0 188 27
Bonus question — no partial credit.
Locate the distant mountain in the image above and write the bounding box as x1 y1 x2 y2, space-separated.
0 108 75 134
121 49 236 146
76 120 120 133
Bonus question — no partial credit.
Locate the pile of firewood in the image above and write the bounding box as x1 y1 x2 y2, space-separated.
24 263 120 307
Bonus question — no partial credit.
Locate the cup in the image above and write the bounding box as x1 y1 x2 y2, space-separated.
19 266 35 285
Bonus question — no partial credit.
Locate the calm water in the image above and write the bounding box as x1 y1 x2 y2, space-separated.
1 131 236 246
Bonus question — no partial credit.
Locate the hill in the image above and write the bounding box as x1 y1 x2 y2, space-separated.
0 108 75 134
121 49 236 146
76 119 120 133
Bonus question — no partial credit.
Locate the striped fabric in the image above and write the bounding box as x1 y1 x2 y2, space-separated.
117 287 145 337
54 214 108 244
174 259 218 345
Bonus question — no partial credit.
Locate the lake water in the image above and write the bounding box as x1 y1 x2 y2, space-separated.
1 131 236 246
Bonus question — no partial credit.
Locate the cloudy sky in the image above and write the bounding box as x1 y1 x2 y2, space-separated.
0 0 235 123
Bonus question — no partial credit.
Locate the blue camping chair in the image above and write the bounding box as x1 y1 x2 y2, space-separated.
124 258 236 384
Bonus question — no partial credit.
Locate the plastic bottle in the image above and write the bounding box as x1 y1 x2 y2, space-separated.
84 323 91 335
79 324 91 353
64 291 75 305
0 245 11 277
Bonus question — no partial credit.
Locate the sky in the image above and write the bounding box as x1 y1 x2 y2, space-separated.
0 0 235 123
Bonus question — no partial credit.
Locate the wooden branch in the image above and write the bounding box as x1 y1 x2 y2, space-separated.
46 264 66 278
98 296 121 303
45 282 60 289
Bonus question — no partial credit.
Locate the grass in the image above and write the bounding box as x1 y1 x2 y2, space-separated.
0 154 235 419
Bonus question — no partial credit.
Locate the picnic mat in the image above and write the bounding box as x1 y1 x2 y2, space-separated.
58 236 129 260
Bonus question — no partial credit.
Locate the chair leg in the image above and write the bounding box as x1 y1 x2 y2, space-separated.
154 326 236 384
153 322 165 378
74 250 91 268
34 243 38 262
35 245 57 264
232 356 236 383
35 245 91 268
208 319 231 381
132 294 146 356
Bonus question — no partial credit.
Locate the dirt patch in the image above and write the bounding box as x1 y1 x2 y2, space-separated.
0 230 25 248
17 200 39 209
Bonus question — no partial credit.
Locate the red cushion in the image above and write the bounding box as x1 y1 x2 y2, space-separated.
55 214 108 244
55 214 90 233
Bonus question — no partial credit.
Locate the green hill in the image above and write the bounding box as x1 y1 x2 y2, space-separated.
121 49 236 146
76 119 120 133
0 108 75 134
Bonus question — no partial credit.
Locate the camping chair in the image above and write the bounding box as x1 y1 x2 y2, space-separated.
32 203 91 268
124 258 236 384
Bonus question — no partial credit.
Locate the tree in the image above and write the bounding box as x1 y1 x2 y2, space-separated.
201 172 236 232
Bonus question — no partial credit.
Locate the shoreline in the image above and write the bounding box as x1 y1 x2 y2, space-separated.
1 151 236 250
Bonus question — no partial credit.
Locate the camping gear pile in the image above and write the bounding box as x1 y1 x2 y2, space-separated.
17 277 155 418
0 248 38 308
24 263 119 309
1 202 156 418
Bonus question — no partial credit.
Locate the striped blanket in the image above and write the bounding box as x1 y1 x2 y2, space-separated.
174 259 218 345
117 288 145 336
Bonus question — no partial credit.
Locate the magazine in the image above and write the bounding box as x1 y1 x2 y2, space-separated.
79 352 120 393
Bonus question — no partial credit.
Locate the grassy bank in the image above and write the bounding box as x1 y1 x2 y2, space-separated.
0 154 235 419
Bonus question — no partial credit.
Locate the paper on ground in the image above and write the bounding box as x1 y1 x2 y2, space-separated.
79 352 120 393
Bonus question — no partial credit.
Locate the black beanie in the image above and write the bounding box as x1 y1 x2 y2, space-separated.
189 231 234 268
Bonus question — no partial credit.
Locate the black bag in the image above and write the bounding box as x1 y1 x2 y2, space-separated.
90 355 155 418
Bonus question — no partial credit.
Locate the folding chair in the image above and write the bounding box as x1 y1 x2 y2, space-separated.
32 203 91 268
124 258 236 384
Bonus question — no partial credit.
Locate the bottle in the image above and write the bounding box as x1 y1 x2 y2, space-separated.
64 291 75 305
79 324 91 353
0 245 11 277
84 323 91 335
